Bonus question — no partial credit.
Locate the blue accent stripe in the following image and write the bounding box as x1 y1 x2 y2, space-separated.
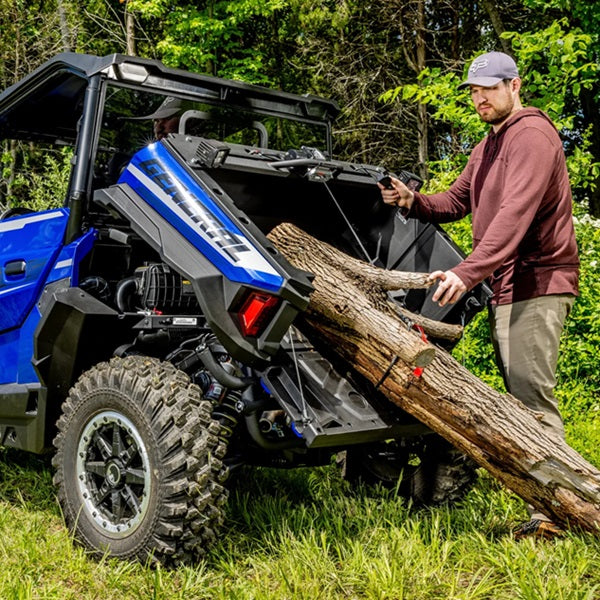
119 144 284 292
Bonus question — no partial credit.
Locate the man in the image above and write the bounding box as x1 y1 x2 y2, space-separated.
134 96 193 139
379 51 579 539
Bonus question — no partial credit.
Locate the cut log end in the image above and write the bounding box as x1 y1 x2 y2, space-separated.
414 346 437 368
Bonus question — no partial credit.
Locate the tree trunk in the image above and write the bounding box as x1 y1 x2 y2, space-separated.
481 0 514 57
399 0 429 181
57 0 71 52
414 0 428 181
580 83 600 218
125 2 136 56
268 222 600 532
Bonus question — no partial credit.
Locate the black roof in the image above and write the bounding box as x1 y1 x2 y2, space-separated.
0 52 339 143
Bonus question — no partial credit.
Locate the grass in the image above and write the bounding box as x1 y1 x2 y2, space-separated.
0 445 599 600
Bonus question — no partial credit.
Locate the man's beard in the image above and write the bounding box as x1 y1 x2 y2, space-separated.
479 100 514 125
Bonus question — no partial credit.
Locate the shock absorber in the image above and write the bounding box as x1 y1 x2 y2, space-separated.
193 351 244 441
212 388 243 440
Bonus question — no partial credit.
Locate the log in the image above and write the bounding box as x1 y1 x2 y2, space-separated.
268 222 600 532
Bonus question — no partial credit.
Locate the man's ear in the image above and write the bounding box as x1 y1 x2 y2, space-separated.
511 77 522 93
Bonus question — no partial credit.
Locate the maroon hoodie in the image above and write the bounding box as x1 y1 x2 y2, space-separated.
412 107 579 305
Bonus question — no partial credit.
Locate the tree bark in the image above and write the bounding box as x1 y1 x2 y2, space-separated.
268 222 600 532
399 0 429 181
57 0 71 52
125 1 136 56
481 0 514 57
580 83 600 218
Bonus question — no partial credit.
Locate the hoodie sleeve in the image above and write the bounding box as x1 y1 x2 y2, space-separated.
450 126 558 290
411 154 475 222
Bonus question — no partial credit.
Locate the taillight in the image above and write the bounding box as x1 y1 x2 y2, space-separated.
238 291 280 337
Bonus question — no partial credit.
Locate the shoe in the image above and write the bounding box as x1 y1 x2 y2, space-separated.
513 518 564 540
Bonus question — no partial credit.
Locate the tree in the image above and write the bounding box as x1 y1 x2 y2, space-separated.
79 0 157 58
268 222 600 532
531 0 600 216
287 0 422 168
123 0 294 85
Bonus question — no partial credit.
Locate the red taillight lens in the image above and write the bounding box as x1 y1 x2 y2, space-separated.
238 292 280 337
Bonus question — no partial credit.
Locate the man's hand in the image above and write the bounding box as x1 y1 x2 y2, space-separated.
428 270 467 306
378 176 415 212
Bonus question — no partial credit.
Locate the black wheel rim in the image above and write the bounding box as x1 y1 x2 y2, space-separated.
76 410 152 538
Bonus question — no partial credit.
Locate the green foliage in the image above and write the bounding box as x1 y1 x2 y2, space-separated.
557 212 600 464
8 147 72 211
563 210 600 365
290 0 351 34
0 0 64 97
381 68 485 146
380 69 484 179
565 127 600 192
502 19 597 128
522 0 600 36
131 0 292 85
127 0 171 19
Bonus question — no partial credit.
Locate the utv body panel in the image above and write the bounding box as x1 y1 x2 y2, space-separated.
0 52 490 455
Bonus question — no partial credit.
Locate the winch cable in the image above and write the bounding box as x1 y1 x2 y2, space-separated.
321 180 374 264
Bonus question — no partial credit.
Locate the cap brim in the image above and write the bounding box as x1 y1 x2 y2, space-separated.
126 107 181 121
457 76 504 90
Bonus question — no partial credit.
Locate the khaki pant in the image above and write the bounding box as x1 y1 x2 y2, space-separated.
488 294 574 521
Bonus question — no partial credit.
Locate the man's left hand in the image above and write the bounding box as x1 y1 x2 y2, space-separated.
428 270 467 306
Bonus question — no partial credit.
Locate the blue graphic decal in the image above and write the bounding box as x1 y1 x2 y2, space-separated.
119 143 283 292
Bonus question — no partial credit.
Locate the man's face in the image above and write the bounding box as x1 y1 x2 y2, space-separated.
470 79 518 126
153 115 180 140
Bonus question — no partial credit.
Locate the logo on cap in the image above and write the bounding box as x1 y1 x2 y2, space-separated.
470 59 490 74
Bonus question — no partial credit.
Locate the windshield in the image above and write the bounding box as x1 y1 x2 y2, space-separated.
99 84 329 157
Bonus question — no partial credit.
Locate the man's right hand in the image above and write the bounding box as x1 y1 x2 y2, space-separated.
378 176 415 212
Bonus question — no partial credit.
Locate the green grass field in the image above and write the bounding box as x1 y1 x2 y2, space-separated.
1 442 599 600
1 214 598 599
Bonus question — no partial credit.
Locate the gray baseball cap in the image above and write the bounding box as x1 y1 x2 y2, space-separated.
458 52 519 89
131 96 194 120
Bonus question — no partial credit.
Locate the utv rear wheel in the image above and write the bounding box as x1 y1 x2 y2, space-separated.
52 356 228 565
340 436 477 506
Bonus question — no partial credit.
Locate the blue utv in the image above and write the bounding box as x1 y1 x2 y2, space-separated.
0 53 490 564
